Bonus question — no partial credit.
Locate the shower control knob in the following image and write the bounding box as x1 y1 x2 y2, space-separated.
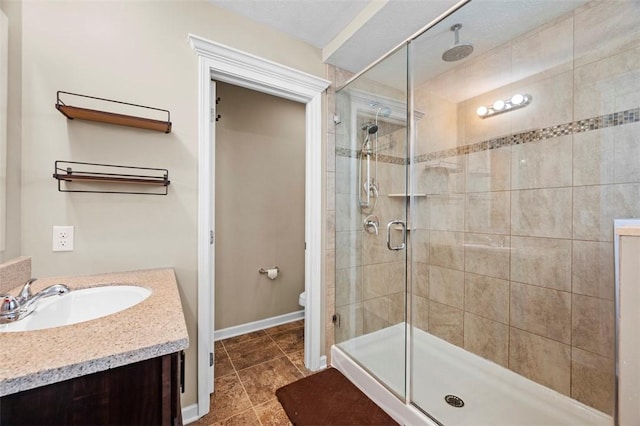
363 215 380 235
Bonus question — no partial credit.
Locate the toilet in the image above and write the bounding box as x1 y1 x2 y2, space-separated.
298 291 306 307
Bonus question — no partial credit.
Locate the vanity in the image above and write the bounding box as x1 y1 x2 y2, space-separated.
0 268 189 425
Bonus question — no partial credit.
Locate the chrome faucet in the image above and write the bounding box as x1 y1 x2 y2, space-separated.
16 277 38 305
0 278 71 324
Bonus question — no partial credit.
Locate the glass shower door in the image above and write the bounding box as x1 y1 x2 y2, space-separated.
408 0 625 424
334 45 410 400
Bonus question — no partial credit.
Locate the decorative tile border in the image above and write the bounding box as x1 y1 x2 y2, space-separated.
336 107 639 164
335 147 407 165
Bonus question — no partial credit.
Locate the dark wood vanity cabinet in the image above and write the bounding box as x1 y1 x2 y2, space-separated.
0 352 183 426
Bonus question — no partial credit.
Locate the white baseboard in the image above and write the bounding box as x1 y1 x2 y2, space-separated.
319 355 327 370
182 403 199 425
214 310 304 341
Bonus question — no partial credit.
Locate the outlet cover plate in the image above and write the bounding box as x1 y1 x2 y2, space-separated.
53 225 74 252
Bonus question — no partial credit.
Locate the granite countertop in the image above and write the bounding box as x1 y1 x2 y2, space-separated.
0 268 189 397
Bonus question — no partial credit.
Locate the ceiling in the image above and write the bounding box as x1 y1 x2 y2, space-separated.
209 0 462 74
209 0 372 49
209 0 589 89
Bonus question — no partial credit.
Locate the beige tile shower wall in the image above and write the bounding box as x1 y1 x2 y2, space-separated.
334 138 363 345
333 75 407 345
334 155 406 340
413 86 458 156
411 1 639 415
361 124 406 336
326 65 354 360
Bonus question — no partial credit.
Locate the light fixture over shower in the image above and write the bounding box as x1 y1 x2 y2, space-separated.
476 93 532 119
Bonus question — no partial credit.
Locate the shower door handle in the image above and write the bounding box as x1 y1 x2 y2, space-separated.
386 219 406 251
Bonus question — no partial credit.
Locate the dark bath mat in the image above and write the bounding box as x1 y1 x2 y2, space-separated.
276 367 399 426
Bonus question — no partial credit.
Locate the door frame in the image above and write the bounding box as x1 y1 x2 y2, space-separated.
189 34 330 417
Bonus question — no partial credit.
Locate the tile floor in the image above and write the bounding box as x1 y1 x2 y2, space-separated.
192 320 312 426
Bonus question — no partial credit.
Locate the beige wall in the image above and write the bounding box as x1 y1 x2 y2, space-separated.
10 0 324 408
214 82 305 329
0 0 22 263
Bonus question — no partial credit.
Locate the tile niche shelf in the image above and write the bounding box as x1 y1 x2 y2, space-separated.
387 193 427 197
55 91 172 133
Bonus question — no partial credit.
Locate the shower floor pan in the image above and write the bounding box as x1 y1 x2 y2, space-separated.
334 323 611 426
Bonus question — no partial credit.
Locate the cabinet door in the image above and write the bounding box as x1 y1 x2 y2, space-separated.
1 352 182 426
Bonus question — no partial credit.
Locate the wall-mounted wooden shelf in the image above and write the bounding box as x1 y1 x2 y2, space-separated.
53 161 170 195
55 91 172 133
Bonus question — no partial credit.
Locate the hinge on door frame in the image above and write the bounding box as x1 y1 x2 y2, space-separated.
210 230 214 245
209 352 213 367
215 97 221 121
332 313 341 327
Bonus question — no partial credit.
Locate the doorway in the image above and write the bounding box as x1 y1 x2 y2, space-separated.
214 81 305 331
189 34 330 418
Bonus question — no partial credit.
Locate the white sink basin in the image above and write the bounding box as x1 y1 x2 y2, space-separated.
0 285 151 332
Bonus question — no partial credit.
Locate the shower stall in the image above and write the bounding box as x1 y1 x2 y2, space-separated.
333 0 640 424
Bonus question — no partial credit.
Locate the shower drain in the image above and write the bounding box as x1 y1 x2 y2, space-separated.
444 394 465 408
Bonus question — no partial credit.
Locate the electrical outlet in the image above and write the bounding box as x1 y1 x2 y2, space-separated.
53 225 74 252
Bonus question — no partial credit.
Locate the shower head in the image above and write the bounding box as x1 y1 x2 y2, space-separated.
442 23 474 62
362 123 378 134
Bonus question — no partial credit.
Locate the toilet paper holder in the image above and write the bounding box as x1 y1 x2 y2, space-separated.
258 266 279 275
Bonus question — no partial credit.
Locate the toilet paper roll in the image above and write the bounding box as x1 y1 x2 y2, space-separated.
267 268 278 280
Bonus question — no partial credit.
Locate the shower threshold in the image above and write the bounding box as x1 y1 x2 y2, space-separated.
334 323 611 426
